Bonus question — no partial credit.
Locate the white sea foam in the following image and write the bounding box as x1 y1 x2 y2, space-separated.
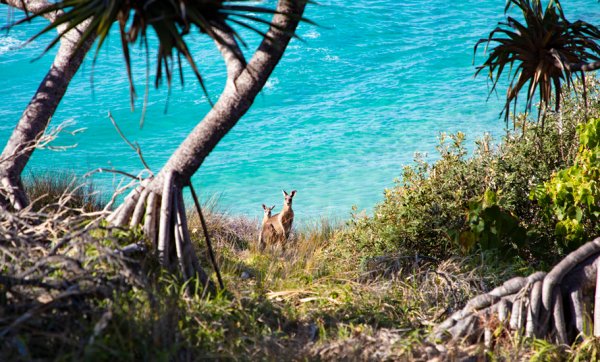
304 30 320 39
264 77 279 90
0 36 23 56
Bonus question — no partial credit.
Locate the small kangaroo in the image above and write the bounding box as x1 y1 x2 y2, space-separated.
258 204 276 249
261 204 275 225
262 190 296 245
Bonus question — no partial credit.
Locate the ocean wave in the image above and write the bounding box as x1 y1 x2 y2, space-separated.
264 77 279 90
0 36 24 56
304 30 320 39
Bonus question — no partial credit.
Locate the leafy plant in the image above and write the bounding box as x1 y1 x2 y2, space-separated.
533 117 600 247
339 79 600 263
453 189 527 255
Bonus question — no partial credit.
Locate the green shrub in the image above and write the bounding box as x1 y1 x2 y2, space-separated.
534 117 600 248
339 79 600 263
454 188 527 255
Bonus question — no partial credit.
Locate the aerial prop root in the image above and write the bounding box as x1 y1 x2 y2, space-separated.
108 171 215 292
432 237 600 347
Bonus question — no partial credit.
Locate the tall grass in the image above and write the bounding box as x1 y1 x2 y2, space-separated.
23 171 102 211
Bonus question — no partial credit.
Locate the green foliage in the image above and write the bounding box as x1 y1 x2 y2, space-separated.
343 131 488 259
454 189 527 254
570 336 600 362
2 195 517 360
534 117 600 248
340 79 600 262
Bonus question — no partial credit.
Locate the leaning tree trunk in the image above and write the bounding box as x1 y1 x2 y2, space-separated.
431 237 600 354
109 0 307 287
0 0 93 210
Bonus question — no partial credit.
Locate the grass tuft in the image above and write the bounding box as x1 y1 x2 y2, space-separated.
23 171 102 211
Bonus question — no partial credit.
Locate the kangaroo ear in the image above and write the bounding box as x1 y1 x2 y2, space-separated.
282 190 288 196
262 204 267 210
290 190 297 197
271 205 275 210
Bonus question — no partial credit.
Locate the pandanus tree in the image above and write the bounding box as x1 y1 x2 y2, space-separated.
5 0 309 287
475 0 600 124
0 0 307 213
433 0 600 349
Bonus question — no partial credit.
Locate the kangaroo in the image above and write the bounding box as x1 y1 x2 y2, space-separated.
261 204 275 225
263 190 296 244
258 204 276 249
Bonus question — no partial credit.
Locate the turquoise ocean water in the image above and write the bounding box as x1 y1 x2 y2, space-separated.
0 1 598 222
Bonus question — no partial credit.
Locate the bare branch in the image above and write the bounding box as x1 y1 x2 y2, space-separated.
84 168 144 181
107 112 153 176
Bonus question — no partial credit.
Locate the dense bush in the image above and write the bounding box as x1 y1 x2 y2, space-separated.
340 79 600 263
534 117 600 248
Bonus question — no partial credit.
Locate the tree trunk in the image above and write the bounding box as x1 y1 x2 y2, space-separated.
109 0 307 288
142 0 307 193
0 0 93 209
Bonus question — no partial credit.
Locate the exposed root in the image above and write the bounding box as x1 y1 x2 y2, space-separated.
106 202 124 224
112 186 142 227
107 173 218 293
433 237 600 349
568 289 584 339
526 280 543 337
595 262 600 336
498 297 511 323
173 190 188 281
541 239 600 332
130 188 149 228
143 191 158 249
0 176 28 210
509 290 526 331
553 287 567 344
157 172 174 268
176 189 212 289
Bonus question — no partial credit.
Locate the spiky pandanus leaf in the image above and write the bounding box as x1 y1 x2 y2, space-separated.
475 0 600 125
9 0 308 110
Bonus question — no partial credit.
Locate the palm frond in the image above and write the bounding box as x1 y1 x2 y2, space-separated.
9 0 310 112
475 0 600 125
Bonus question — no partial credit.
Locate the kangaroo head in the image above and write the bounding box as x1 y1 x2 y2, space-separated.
282 190 297 207
262 204 275 217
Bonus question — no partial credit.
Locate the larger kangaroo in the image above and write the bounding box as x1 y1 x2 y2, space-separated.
262 190 296 244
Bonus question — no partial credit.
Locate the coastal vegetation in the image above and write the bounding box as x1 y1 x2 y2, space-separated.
1 0 310 295
4 0 600 360
3 81 600 360
342 79 597 264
